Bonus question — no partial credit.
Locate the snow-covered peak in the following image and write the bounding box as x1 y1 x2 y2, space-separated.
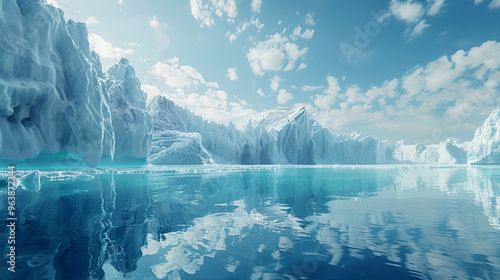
106 58 137 82
230 106 307 131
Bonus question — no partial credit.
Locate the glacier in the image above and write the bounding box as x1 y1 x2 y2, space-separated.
105 58 152 166
147 96 213 165
0 0 150 168
468 107 500 164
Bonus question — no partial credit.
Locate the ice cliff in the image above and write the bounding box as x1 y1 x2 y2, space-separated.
105 58 152 165
148 96 213 165
468 107 500 164
148 100 396 165
0 0 150 167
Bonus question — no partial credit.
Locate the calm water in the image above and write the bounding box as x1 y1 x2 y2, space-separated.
0 166 499 279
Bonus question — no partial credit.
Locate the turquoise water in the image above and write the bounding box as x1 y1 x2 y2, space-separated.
1 166 499 279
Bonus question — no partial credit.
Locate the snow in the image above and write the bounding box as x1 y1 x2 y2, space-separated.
148 96 213 165
105 58 152 165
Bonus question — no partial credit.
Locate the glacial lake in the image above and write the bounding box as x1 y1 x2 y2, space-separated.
1 165 499 279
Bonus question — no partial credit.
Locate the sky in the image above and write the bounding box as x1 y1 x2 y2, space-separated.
49 0 500 144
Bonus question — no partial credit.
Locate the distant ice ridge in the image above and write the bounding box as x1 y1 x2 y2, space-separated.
393 138 468 164
0 0 150 167
149 100 396 165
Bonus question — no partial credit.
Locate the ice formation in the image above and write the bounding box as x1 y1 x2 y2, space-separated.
148 96 213 165
394 138 468 164
468 107 500 164
105 58 152 165
0 0 150 167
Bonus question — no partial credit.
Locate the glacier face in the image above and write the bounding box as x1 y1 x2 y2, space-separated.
0 0 114 167
148 96 213 165
148 100 398 165
394 139 468 164
468 107 500 164
105 58 152 165
0 0 153 168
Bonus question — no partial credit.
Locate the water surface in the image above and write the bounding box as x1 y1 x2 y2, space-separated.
0 165 499 279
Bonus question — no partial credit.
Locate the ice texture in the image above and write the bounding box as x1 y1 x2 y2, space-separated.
394 139 468 164
105 58 152 165
468 107 500 164
148 96 213 165
0 0 150 167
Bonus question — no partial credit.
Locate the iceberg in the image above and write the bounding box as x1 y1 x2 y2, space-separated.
105 58 152 165
148 96 213 165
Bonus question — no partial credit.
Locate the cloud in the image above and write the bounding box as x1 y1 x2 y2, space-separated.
489 0 500 9
277 89 294 104
226 17 264 42
226 68 239 80
312 40 500 143
390 0 425 23
143 85 255 122
427 0 446 16
251 0 262 13
151 57 214 89
292 25 315 40
270 75 282 91
297 63 307 70
257 88 265 96
117 0 123 4
150 16 160 30
305 12 315 25
301 85 323 92
404 20 430 40
88 33 134 60
314 76 341 109
124 42 141 47
85 16 100 25
190 0 238 27
246 30 310 75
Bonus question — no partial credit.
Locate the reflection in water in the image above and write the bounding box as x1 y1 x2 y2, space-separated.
0 166 499 279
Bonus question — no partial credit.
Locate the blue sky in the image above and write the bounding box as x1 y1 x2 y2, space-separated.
50 0 500 143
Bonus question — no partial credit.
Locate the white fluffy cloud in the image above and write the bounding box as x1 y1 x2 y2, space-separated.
226 68 239 80
312 40 500 143
247 32 309 75
88 33 134 60
251 0 262 13
257 88 264 96
151 57 217 89
85 16 100 25
190 0 238 27
390 0 425 23
277 89 294 104
475 0 500 9
297 63 307 70
292 25 315 40
270 75 282 91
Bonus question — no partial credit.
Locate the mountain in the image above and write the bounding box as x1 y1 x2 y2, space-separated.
0 0 150 167
468 107 500 164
